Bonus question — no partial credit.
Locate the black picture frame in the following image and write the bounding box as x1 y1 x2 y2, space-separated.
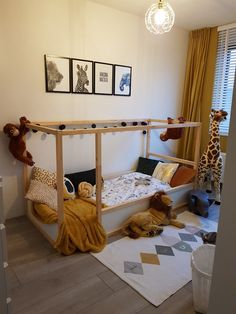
71 58 93 94
113 64 132 96
44 55 71 93
94 62 113 95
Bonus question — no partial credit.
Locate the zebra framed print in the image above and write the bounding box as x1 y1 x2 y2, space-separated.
44 55 71 93
71 58 93 94
94 62 113 95
113 65 132 96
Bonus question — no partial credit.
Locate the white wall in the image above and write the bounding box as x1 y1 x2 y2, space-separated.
208 75 236 313
0 0 188 218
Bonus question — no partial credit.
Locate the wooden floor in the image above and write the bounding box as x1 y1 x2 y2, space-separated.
6 205 219 314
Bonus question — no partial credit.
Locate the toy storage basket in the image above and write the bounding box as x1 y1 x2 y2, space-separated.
191 244 215 313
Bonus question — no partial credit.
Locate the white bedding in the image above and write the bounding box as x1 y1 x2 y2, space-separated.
92 172 171 207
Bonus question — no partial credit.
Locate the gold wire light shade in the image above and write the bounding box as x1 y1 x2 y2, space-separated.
145 0 175 35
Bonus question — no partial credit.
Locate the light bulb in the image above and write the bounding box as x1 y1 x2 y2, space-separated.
154 9 166 25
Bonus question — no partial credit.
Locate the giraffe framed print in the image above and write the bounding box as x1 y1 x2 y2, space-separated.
94 62 113 95
113 64 132 96
44 55 71 93
71 58 93 94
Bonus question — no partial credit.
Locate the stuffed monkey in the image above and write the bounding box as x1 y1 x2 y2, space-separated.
3 116 35 166
160 116 186 141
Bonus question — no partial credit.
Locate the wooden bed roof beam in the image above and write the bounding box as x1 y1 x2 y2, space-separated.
26 122 201 136
26 123 58 135
28 118 152 127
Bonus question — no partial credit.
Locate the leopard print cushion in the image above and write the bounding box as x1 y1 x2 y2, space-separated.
25 180 57 210
31 166 57 189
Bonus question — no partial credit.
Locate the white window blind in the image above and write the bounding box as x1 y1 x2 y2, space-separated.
212 26 236 135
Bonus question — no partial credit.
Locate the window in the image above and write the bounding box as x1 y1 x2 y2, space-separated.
212 25 236 135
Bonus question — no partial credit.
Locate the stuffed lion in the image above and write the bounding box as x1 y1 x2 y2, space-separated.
122 191 185 239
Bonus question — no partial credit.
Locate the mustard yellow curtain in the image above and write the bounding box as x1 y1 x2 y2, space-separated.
178 27 217 160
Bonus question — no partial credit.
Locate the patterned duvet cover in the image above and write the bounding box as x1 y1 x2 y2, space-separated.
92 172 170 207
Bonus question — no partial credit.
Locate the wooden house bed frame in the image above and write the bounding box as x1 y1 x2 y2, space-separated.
24 118 201 244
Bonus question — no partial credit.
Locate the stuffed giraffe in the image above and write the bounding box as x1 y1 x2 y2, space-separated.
198 109 228 204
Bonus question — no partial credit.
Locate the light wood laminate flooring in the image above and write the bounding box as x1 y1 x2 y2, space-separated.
6 205 219 314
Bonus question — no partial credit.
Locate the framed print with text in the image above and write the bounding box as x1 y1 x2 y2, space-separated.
94 62 113 95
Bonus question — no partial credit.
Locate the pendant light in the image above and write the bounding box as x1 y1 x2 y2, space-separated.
145 0 175 35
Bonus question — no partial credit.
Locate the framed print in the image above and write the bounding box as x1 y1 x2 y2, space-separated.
94 62 113 95
113 65 132 96
71 58 93 94
44 55 70 93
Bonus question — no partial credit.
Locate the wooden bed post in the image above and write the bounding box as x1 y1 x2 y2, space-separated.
146 120 151 158
193 124 202 170
56 132 64 226
95 132 102 223
193 124 202 189
23 134 31 216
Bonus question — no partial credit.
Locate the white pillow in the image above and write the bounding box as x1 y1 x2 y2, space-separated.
152 163 179 184
25 180 58 210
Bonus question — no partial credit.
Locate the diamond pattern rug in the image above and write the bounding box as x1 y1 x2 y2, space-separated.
92 211 217 307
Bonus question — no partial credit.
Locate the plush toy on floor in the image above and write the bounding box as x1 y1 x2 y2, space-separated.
201 232 217 245
160 116 186 141
198 109 227 204
3 116 35 166
122 191 185 239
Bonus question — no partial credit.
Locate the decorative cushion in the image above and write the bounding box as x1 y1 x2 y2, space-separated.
136 157 162 176
63 177 75 200
65 168 96 190
152 163 179 184
78 181 94 198
31 166 57 189
170 166 196 187
25 180 57 210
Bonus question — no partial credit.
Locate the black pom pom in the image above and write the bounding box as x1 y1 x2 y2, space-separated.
132 122 138 126
121 122 127 127
104 126 108 128
91 124 96 128
59 124 66 130
143 130 147 135
32 123 40 133
141 121 147 126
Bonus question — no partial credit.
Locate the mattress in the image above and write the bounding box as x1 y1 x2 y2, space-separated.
92 172 171 207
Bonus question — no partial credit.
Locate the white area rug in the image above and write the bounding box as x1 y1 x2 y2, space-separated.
92 211 217 307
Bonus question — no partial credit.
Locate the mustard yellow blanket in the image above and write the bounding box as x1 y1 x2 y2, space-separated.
33 198 107 255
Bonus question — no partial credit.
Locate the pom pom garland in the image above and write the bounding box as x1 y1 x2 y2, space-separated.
59 124 66 130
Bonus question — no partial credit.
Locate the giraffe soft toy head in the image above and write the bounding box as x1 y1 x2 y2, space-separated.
211 109 227 121
197 108 227 205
